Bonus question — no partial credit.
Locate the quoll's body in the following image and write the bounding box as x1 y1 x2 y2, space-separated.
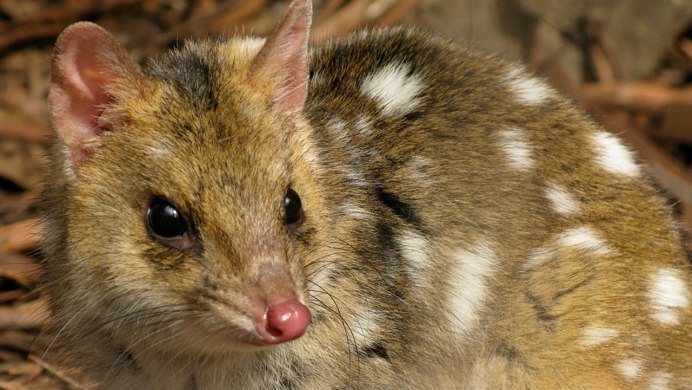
42 0 691 388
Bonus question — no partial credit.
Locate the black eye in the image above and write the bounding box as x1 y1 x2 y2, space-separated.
283 188 303 225
147 198 188 238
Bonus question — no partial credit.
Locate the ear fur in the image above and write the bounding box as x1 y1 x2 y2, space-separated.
49 22 148 169
248 0 312 113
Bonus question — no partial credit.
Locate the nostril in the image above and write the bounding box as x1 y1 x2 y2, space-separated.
266 312 288 338
266 325 283 338
262 300 311 344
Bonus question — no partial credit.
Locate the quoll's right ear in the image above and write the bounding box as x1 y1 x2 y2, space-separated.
248 0 312 114
49 22 149 170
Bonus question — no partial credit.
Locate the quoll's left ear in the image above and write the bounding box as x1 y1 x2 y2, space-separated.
49 22 149 170
248 0 312 113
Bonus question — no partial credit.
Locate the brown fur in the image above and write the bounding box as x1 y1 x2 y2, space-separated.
41 1 691 388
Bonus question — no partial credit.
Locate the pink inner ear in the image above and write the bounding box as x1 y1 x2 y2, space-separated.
60 43 115 133
49 22 144 169
250 0 312 113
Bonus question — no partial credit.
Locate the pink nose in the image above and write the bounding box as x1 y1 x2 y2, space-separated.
258 300 311 345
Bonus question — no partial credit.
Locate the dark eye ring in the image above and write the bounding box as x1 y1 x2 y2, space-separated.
146 198 189 242
283 188 303 225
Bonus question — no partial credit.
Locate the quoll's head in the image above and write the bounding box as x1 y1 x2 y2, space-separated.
48 0 320 350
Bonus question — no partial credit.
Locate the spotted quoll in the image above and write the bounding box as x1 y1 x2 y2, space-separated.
42 0 691 388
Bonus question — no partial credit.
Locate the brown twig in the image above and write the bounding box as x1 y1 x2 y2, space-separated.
0 252 41 287
589 40 616 84
0 362 42 377
316 0 345 21
0 0 151 55
207 0 268 34
0 266 32 289
311 0 418 43
155 0 267 46
658 103 692 143
0 191 40 226
28 355 85 390
0 299 49 330
374 0 421 27
0 100 53 143
312 0 369 43
0 0 139 27
0 379 31 390
0 218 42 254
580 82 692 112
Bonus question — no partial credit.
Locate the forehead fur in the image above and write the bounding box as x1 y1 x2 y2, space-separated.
102 35 292 207
145 38 266 111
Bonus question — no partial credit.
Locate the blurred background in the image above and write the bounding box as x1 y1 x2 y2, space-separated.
0 0 690 388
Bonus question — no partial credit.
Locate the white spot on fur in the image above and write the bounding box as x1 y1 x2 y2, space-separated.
522 247 554 272
648 268 689 325
236 37 266 57
148 139 170 157
341 168 370 187
308 253 337 301
345 143 368 166
544 182 580 215
59 144 77 182
448 242 499 334
522 226 610 271
355 116 373 136
498 128 533 171
505 67 551 105
648 372 672 390
351 305 380 347
338 203 374 220
63 160 76 182
615 358 643 381
327 117 349 145
302 147 321 170
397 229 429 286
557 226 611 255
407 156 432 187
149 147 169 157
310 70 322 84
578 326 619 346
361 62 423 116
591 131 640 177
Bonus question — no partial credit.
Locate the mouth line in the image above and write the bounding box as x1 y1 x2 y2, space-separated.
196 287 311 346
196 294 266 344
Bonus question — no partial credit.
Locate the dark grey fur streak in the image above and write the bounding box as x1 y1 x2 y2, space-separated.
149 42 219 110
